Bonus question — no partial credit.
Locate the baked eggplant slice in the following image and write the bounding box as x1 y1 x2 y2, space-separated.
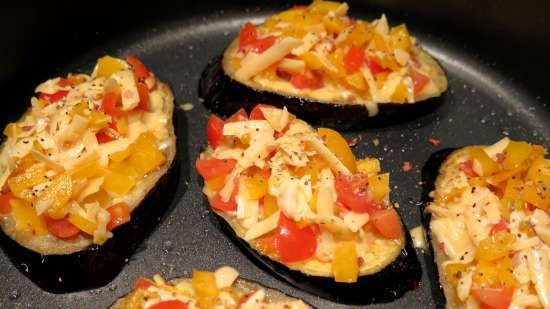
196 105 420 304
422 138 550 309
0 55 177 292
199 1 448 130
110 266 313 309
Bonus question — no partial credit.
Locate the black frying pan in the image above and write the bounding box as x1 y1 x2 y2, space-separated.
1 1 549 308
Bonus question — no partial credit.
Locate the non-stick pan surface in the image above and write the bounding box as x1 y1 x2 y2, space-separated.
1 0 549 308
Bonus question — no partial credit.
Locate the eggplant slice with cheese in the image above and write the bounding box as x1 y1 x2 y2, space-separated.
422 138 550 309
110 266 313 309
196 105 420 304
0 55 177 292
199 1 448 130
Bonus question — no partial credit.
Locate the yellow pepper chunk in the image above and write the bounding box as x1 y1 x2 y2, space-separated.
262 194 279 218
243 174 269 200
7 166 48 201
102 170 136 196
317 128 357 173
94 56 125 78
503 141 533 170
127 133 166 177
323 16 346 34
206 175 226 192
299 52 324 70
309 189 318 212
333 241 359 283
526 158 550 182
522 182 550 210
308 0 342 15
295 156 327 186
37 174 73 219
503 178 524 200
475 231 515 262
89 111 110 131
357 158 381 174
71 160 104 180
373 33 389 52
110 146 134 163
474 257 518 288
192 270 219 308
68 213 97 235
445 263 468 288
3 123 22 138
345 72 367 93
390 24 412 51
470 147 498 176
10 199 47 236
369 173 390 202
390 83 408 103
342 22 372 47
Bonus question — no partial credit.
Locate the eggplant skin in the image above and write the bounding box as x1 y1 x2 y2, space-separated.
420 148 461 309
0 82 180 293
109 277 314 309
213 211 421 305
199 55 445 131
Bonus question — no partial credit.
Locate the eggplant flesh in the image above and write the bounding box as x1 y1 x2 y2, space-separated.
199 47 446 130
0 155 180 293
214 211 421 305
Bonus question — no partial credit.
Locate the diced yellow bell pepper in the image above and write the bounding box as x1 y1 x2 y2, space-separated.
390 24 412 51
71 160 104 180
503 178 523 200
526 158 550 183
102 170 136 196
299 52 324 71
390 82 408 103
243 174 269 200
332 241 359 283
89 111 110 131
499 198 523 220
3 123 22 138
206 175 226 192
486 166 525 185
109 161 139 178
375 71 389 89
323 16 346 34
475 231 515 262
127 133 165 177
68 213 97 235
192 270 219 308
83 189 112 207
444 263 468 288
109 146 134 163
116 116 129 137
94 56 125 78
502 141 533 170
344 72 367 93
262 194 279 218
309 189 318 212
474 257 518 288
38 174 73 219
357 158 381 174
380 55 401 71
325 50 347 79
373 33 389 52
369 173 390 202
294 156 327 186
10 199 47 236
518 220 537 237
308 0 342 15
522 182 550 210
7 166 48 201
468 177 486 188
317 128 357 173
341 22 372 47
470 147 498 176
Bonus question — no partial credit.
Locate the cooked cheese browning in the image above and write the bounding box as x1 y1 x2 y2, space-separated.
223 1 447 112
427 138 550 309
0 55 175 254
112 267 311 309
197 105 404 282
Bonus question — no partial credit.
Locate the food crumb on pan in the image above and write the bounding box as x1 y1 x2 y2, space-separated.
179 103 194 111
372 138 380 146
409 226 427 250
428 137 440 146
346 135 362 147
402 161 413 172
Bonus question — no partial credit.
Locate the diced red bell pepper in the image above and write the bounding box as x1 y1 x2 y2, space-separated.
249 104 276 120
106 202 131 231
95 130 117 144
206 114 225 149
290 71 321 89
343 45 365 72
38 90 69 104
239 22 258 49
226 108 248 123
211 189 238 212
149 300 188 309
277 213 317 263
195 158 237 180
100 92 122 119
365 55 387 75
335 173 378 214
126 55 150 80
370 208 402 239
459 160 479 177
134 277 154 290
136 82 150 111
410 68 430 96
57 77 74 87
45 216 80 239
491 219 510 235
0 191 13 214
243 36 276 54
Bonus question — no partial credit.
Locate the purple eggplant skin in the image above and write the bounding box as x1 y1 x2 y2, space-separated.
0 147 181 294
419 148 458 309
199 56 445 131
211 208 421 305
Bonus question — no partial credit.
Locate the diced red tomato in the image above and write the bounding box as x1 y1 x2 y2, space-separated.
211 190 238 212
226 108 248 123
491 219 510 235
459 160 479 177
136 82 149 111
206 114 225 149
239 22 258 49
472 287 514 309
365 55 387 75
101 92 121 119
343 45 365 72
335 173 378 214
277 214 317 263
370 208 402 239
410 68 430 96
134 277 154 290
96 130 117 144
243 36 276 54
402 161 413 172
38 90 69 104
106 202 131 231
290 71 321 90
0 191 13 214
57 77 74 87
45 216 80 239
148 300 188 309
249 104 276 120
126 55 150 80
196 158 237 180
